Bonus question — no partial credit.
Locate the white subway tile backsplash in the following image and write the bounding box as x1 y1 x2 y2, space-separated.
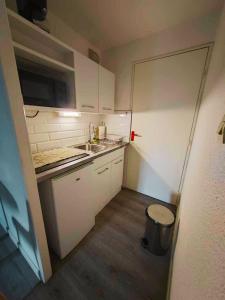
30 144 37 153
27 124 34 134
60 137 87 147
37 140 61 152
26 111 48 124
25 110 101 152
34 123 62 133
29 133 49 143
77 136 89 144
25 110 131 153
60 123 83 131
47 114 79 124
102 112 131 143
49 130 83 140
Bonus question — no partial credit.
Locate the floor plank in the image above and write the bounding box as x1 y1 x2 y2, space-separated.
26 188 175 300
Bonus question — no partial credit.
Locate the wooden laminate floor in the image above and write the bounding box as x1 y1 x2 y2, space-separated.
26 189 175 300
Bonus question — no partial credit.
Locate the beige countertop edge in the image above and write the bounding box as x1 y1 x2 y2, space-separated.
36 143 129 183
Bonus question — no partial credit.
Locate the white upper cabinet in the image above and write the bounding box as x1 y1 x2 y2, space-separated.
99 66 115 114
74 50 99 113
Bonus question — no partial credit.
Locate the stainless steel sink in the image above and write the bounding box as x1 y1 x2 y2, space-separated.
75 143 107 153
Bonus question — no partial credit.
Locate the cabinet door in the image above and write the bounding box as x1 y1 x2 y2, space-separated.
111 155 124 199
99 66 115 114
51 164 95 258
74 50 99 112
93 163 111 215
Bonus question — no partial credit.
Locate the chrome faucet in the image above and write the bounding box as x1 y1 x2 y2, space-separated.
89 122 95 143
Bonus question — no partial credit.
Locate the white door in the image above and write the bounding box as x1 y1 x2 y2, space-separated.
126 47 209 204
74 50 99 112
93 163 111 214
99 66 115 113
111 156 124 198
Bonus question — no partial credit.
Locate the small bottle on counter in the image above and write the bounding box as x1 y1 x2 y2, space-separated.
97 121 107 140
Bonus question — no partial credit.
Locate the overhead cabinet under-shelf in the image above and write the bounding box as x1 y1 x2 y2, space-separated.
13 42 75 73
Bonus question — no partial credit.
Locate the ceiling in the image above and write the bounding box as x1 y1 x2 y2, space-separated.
48 0 224 50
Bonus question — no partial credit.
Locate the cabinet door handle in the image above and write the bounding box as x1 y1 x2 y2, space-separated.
114 159 123 165
97 167 109 175
102 107 112 111
82 104 95 109
76 178 80 181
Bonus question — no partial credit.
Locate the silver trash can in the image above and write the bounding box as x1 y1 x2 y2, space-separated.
142 204 175 256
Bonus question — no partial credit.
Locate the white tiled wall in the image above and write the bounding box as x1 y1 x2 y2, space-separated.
101 112 131 142
25 110 131 153
25 110 101 153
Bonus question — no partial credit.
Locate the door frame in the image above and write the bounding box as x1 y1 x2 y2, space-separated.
0 1 52 282
128 43 213 205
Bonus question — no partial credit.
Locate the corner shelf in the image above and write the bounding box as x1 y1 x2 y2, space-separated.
7 8 75 68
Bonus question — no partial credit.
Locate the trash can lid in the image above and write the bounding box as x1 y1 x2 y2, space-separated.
147 204 174 226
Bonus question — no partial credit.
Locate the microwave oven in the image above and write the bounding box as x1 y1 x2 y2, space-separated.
18 68 71 108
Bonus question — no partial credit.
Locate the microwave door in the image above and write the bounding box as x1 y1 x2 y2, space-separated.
19 70 56 107
54 80 69 108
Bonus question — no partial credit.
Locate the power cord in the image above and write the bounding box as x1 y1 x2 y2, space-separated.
26 110 39 118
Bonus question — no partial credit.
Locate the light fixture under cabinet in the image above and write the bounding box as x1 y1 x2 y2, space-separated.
58 111 81 117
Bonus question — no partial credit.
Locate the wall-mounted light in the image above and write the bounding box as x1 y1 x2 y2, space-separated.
58 111 81 117
116 111 128 117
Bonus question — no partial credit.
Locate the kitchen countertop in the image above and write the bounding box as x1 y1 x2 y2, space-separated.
36 142 128 183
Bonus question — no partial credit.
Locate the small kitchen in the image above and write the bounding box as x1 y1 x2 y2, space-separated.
1 1 224 300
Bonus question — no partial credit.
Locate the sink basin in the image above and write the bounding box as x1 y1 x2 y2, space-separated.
75 143 107 153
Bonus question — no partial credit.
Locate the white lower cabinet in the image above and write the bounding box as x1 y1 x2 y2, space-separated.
92 148 125 215
93 163 111 215
38 163 95 259
111 156 124 199
38 147 125 260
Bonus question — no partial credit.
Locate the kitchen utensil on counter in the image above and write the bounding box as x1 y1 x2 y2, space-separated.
105 134 124 144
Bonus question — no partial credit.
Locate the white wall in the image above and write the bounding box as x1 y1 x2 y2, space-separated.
170 4 225 300
103 13 220 110
47 12 100 57
5 0 101 57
